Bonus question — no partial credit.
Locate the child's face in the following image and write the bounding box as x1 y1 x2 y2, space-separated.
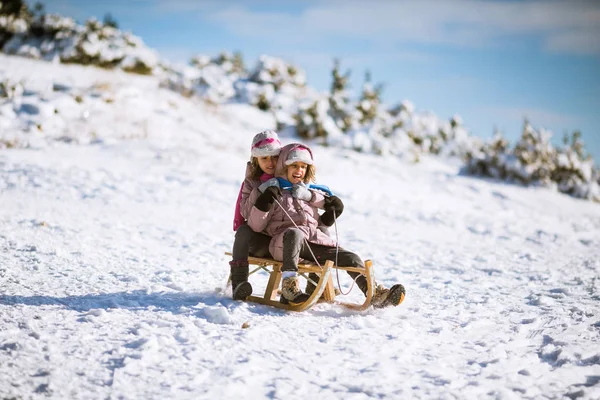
256 155 278 175
286 162 307 184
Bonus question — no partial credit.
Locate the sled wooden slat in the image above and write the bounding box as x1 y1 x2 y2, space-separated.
334 259 374 311
246 261 332 312
224 252 375 311
263 262 282 301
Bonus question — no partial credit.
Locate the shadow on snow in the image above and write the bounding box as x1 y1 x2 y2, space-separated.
1 290 242 313
0 290 364 319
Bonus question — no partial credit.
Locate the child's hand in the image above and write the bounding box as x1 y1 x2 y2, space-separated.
321 196 344 226
255 186 281 212
292 184 312 201
258 178 279 193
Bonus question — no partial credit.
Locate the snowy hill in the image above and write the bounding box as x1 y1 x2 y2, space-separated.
3 3 598 202
1 54 600 399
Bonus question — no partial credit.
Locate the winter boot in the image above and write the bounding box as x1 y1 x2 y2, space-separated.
305 273 320 296
371 284 406 309
355 274 369 296
229 260 253 300
280 276 310 305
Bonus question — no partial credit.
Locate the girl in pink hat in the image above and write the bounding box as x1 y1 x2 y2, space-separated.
229 129 282 300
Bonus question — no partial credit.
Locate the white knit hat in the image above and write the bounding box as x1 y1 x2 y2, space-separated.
284 145 313 166
251 130 282 157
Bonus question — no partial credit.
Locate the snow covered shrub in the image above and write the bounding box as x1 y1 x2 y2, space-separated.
465 121 556 185
234 80 275 111
212 51 246 75
552 131 599 200
161 52 316 117
437 115 475 158
236 55 310 114
1 5 159 75
161 53 245 103
0 0 31 48
294 97 334 139
463 130 511 179
463 121 599 201
248 55 306 92
510 122 556 184
61 18 158 74
294 60 359 141
390 108 445 156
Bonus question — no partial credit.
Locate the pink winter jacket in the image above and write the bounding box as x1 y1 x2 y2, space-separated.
233 162 273 230
247 145 336 261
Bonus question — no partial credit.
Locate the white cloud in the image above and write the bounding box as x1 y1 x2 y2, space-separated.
203 0 600 55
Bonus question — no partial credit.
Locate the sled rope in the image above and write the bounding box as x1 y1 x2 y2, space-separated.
272 198 358 296
331 210 357 296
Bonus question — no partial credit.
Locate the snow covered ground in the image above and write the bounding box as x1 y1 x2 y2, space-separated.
1 55 600 399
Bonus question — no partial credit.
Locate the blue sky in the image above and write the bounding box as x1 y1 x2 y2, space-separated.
30 0 600 161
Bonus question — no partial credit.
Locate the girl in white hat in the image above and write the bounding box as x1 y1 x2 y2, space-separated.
247 143 405 307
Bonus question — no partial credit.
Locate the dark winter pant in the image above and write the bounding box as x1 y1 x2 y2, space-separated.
231 223 271 261
281 228 365 281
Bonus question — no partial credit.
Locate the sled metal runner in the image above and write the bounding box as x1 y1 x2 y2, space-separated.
225 253 375 311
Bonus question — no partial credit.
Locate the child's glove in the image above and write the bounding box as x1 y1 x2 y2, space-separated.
320 196 344 226
258 178 279 193
292 184 313 201
254 186 281 212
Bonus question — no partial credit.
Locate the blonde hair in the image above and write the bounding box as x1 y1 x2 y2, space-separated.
286 163 316 184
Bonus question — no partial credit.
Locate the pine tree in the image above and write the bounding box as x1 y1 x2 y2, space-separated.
103 13 118 29
0 0 33 47
551 130 596 197
232 51 246 75
295 99 329 139
328 58 353 132
356 70 383 125
513 119 555 184
0 0 31 17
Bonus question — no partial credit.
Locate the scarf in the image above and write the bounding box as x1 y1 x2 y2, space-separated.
276 177 334 197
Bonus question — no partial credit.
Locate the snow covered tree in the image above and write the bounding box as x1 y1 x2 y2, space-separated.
295 98 329 139
464 129 510 179
328 58 353 133
212 51 246 75
248 55 306 92
462 120 599 201
102 13 118 29
0 0 31 48
552 131 599 200
356 70 383 125
512 120 556 184
465 120 556 185
0 0 31 19
2 8 159 75
436 115 474 158
232 51 245 75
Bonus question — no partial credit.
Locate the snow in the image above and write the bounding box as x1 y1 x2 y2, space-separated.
1 54 600 399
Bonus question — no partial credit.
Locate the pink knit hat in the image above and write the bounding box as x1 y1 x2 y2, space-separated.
251 130 282 157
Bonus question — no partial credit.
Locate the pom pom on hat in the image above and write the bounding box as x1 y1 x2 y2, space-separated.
284 145 313 165
251 130 282 157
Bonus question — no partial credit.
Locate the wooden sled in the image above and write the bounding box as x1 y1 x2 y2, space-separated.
225 253 375 312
